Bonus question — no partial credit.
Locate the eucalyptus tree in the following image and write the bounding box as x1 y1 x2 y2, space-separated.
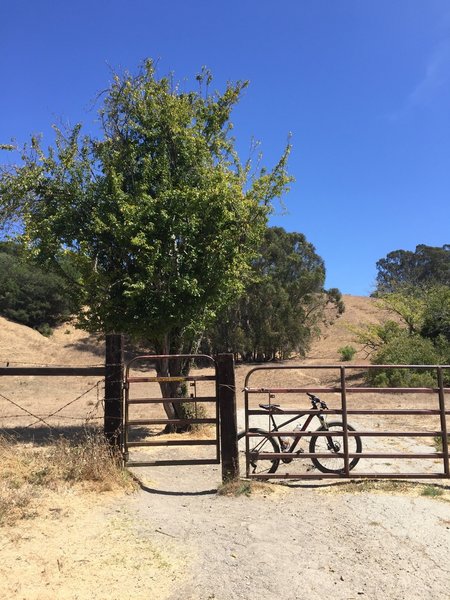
375 244 450 294
0 60 292 420
204 227 335 361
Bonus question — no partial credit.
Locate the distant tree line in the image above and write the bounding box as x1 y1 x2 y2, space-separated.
0 228 342 361
374 244 449 295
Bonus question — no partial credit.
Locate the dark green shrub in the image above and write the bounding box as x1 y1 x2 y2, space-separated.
0 245 77 330
338 345 357 361
367 333 446 387
36 323 54 337
421 286 450 342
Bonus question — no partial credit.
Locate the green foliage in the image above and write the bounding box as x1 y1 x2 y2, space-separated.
338 345 356 361
375 244 450 294
421 286 450 342
420 485 444 498
380 292 425 334
354 319 403 355
434 434 450 453
368 332 447 387
358 280 450 387
356 288 450 354
0 60 292 359
203 226 334 361
327 288 345 315
0 241 77 331
36 323 54 337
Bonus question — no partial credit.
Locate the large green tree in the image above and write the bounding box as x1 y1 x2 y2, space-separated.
375 244 450 294
203 226 340 361
0 60 292 418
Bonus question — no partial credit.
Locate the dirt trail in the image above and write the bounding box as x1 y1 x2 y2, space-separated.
1 462 449 600
124 461 450 600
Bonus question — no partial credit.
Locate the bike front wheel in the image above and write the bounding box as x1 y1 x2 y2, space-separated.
309 421 362 474
237 428 280 477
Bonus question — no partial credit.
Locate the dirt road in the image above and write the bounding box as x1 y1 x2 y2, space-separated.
2 459 449 600
125 462 450 600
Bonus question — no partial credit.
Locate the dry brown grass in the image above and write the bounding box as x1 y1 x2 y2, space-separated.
217 478 282 497
321 479 450 501
0 433 136 526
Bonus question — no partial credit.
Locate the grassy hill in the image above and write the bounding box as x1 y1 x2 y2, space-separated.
0 295 386 368
306 294 387 363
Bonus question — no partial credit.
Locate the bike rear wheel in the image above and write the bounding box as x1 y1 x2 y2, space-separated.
309 421 362 474
237 428 280 477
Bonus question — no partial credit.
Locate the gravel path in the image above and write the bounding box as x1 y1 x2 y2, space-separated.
126 459 450 600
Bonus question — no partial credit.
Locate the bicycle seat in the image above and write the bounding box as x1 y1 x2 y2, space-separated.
259 403 284 413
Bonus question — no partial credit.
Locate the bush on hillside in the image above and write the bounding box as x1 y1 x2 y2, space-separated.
338 345 357 361
0 245 77 332
367 332 448 387
420 286 450 342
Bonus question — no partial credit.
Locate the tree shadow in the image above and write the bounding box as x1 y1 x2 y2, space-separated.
127 426 164 441
138 482 217 496
65 336 105 358
0 424 105 445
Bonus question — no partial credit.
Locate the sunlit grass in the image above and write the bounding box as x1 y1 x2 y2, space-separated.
0 433 136 526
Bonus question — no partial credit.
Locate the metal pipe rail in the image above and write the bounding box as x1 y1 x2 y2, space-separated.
124 354 220 467
243 364 450 480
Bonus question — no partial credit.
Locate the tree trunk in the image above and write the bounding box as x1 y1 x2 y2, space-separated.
154 335 194 432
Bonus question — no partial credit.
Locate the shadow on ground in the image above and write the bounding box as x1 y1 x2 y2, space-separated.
0 424 107 445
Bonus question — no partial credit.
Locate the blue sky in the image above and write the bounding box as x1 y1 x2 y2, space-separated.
1 0 449 295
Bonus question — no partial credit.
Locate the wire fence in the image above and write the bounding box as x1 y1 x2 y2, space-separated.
0 366 106 442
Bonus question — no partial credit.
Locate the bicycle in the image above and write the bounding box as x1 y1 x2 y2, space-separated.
238 392 362 476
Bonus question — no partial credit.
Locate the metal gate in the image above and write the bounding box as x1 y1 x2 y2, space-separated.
124 354 220 467
243 364 450 480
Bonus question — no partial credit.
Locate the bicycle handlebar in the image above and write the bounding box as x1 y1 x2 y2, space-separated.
306 393 328 410
259 393 329 412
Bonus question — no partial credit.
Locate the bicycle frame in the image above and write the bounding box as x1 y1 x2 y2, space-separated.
265 408 328 454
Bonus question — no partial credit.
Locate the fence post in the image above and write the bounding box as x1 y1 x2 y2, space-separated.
104 333 124 447
217 353 239 482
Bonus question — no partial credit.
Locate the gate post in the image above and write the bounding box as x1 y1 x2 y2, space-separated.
104 333 124 447
217 353 239 482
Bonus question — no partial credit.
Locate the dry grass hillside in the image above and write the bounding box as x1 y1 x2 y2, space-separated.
0 316 103 367
0 294 384 369
0 294 390 438
307 294 387 362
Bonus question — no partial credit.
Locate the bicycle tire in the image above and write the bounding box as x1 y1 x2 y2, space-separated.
309 421 362 474
237 428 280 476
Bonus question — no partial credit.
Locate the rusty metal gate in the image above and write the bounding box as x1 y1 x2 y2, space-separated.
124 354 220 467
243 364 450 480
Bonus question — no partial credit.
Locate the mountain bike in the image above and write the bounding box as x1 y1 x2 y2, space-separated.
238 392 362 475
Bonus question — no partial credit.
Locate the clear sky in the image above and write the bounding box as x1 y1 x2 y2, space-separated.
1 1 449 296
